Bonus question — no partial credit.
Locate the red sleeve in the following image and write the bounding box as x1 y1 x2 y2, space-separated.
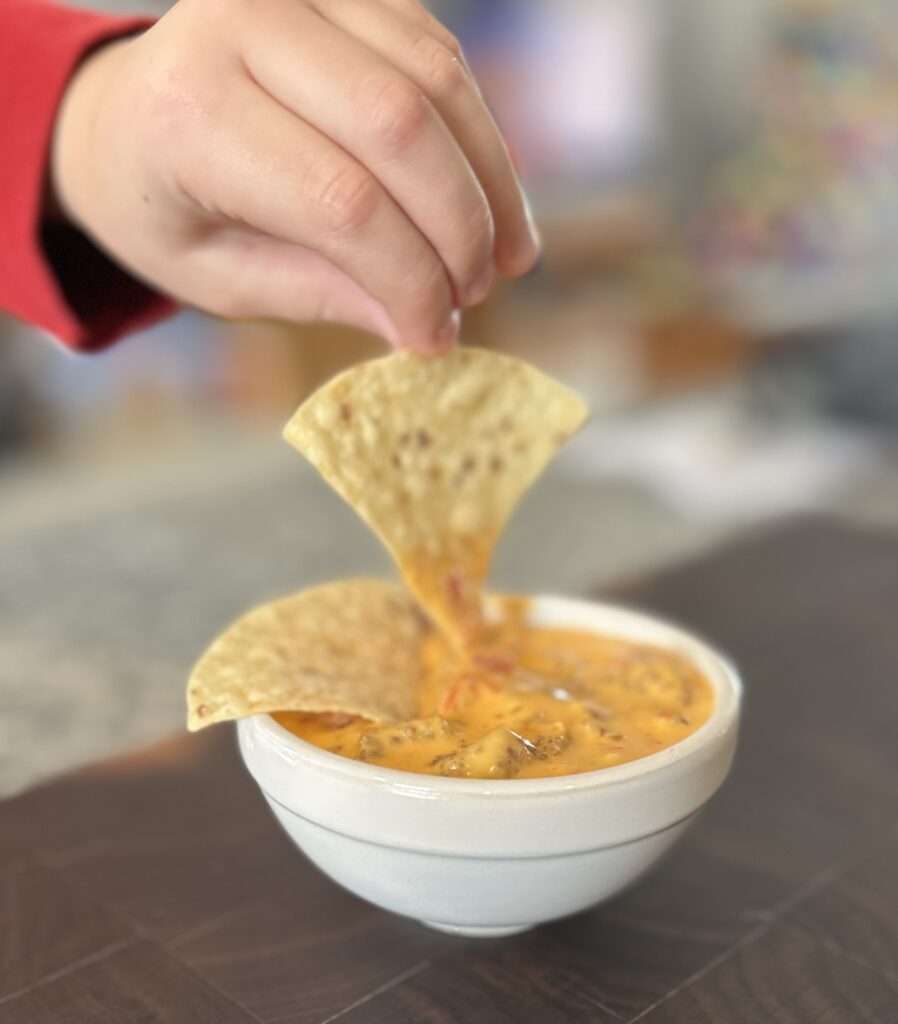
0 0 177 352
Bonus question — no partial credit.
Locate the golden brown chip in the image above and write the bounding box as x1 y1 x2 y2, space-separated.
282 348 587 643
186 579 427 731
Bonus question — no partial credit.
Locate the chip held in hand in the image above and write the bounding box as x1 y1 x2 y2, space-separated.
282 347 588 644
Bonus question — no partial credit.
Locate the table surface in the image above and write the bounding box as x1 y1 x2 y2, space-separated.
2 518 897 1024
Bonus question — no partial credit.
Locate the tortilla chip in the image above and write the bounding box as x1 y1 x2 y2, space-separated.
187 579 426 731
282 348 587 642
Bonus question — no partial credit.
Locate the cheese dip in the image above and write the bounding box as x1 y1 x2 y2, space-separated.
275 598 714 779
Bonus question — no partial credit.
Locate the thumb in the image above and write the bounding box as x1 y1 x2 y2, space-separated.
188 228 401 344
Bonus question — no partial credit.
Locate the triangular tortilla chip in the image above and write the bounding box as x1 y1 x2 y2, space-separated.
187 579 426 731
283 348 587 643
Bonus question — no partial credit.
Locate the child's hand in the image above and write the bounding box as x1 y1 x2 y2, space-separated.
52 0 540 352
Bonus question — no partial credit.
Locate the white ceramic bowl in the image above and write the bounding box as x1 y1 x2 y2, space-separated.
238 596 742 937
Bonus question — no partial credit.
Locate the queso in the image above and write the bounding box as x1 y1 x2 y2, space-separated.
274 598 714 779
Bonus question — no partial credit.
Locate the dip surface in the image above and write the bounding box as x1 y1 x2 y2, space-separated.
274 599 714 779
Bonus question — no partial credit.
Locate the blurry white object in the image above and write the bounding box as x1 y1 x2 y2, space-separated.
561 390 882 525
531 0 658 181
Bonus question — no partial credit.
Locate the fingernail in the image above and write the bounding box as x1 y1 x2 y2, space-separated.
523 192 542 254
435 308 461 346
497 193 542 278
465 263 496 306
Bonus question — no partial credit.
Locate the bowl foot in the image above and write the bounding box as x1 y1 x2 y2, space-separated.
421 920 533 938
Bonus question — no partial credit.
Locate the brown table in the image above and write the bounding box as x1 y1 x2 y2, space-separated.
2 519 898 1023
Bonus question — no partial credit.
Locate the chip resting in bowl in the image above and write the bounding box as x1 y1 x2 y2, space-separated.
187 579 426 731
283 347 588 644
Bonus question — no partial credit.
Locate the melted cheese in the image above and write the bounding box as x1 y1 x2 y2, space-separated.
274 599 714 779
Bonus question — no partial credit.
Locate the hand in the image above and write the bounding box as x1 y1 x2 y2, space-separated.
52 0 540 353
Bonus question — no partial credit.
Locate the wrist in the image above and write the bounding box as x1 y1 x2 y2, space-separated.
49 37 132 231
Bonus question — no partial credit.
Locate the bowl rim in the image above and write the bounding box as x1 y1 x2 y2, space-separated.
244 594 742 800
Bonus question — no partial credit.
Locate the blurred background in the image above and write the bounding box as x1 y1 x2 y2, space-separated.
3 0 898 795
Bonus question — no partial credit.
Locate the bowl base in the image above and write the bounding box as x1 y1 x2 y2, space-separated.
421 920 533 938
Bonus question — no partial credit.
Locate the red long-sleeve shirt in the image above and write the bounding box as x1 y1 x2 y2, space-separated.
0 0 176 351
